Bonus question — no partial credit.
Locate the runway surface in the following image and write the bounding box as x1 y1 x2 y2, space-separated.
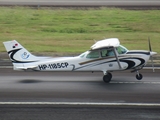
0 68 160 103
0 0 160 7
0 68 160 119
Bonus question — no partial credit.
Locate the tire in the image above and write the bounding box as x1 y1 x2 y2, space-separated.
108 72 112 80
103 74 112 83
136 74 143 80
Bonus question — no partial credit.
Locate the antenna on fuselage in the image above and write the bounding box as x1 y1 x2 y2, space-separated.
93 39 97 43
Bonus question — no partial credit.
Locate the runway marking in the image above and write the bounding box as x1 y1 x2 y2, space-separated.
0 102 160 106
111 82 160 84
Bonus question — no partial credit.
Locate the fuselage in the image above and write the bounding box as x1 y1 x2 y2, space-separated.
27 49 151 72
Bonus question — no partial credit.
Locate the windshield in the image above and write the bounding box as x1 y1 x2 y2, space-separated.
79 51 88 58
116 45 128 54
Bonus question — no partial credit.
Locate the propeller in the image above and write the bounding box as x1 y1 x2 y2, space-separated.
148 37 155 72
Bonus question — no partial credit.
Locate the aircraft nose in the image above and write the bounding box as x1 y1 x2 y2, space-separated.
150 51 157 56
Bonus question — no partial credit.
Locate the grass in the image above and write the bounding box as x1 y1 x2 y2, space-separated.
0 7 160 55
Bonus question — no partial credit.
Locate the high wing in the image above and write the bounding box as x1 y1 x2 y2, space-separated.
91 38 120 50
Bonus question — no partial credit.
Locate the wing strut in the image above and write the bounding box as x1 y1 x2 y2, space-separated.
113 47 122 69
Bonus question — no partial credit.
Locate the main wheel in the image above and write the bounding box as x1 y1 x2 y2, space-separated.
136 73 143 80
108 72 112 80
103 73 112 83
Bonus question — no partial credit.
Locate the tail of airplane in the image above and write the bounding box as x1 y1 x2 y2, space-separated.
3 40 40 70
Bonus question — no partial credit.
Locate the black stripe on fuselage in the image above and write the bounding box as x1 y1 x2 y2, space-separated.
74 57 145 71
127 51 150 55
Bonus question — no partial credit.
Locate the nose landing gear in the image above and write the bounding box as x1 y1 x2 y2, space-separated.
131 69 143 81
136 71 143 80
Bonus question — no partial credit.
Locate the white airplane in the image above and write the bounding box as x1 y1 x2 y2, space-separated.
3 38 157 83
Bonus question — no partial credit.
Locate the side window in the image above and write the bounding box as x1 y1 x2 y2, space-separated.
86 51 99 58
101 49 115 57
101 49 108 57
106 49 114 56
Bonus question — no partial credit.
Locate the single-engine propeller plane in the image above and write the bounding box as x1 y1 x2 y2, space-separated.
3 38 157 83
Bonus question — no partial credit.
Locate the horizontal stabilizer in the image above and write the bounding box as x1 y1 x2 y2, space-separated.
14 65 38 70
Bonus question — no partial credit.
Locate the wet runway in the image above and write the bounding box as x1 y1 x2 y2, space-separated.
0 68 160 102
0 68 160 119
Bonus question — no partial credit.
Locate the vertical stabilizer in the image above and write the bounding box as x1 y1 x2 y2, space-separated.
3 40 39 63
3 40 39 70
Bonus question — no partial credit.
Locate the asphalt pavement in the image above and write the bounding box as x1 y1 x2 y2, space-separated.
0 68 160 119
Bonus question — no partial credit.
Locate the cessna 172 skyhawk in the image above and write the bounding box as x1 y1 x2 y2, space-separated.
3 38 157 83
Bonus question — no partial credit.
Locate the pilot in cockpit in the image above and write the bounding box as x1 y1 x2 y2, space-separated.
106 49 114 56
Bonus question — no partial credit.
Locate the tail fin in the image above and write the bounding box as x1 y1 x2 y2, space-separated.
3 40 39 62
3 40 39 70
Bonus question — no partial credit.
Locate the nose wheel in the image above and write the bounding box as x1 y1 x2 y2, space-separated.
103 72 112 83
136 71 143 80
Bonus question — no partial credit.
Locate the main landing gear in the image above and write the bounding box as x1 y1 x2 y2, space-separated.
103 72 112 83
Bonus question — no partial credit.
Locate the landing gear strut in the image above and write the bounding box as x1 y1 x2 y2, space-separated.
103 72 112 83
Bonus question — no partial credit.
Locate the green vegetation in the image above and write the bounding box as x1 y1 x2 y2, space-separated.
0 7 160 55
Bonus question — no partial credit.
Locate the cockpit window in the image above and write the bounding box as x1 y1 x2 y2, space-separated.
101 45 128 57
86 50 99 58
81 45 128 59
101 49 108 57
101 49 114 57
116 45 128 54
